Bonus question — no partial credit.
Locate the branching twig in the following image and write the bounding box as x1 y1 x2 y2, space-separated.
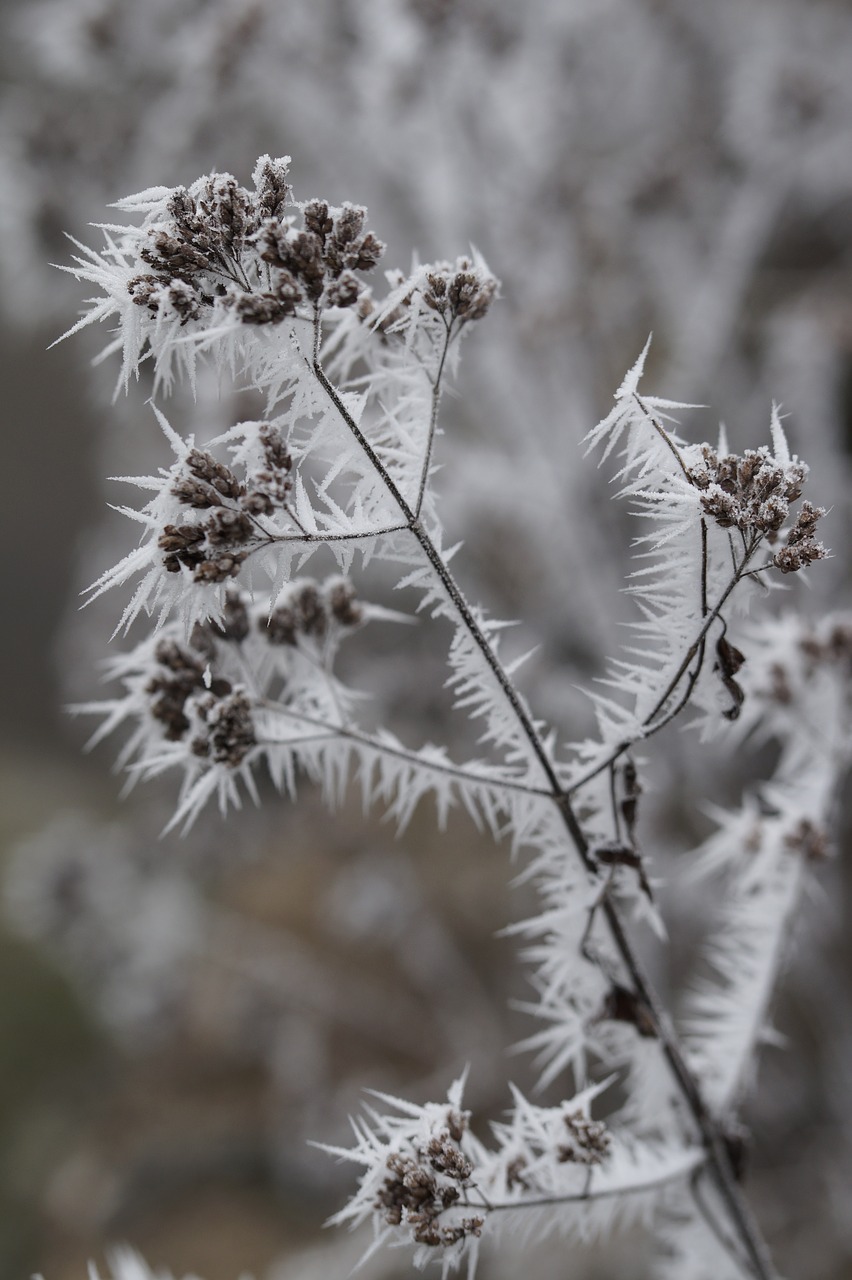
311 338 779 1280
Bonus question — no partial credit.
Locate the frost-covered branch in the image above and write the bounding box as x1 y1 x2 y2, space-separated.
323 1074 703 1277
54 155 840 1280
680 614 852 1112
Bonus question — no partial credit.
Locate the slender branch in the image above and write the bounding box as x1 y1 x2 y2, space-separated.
257 701 552 801
618 517 710 745
740 562 776 581
565 532 761 797
645 541 757 726
465 1156 705 1216
215 521 411 574
281 502 310 536
415 318 455 518
691 1166 754 1277
265 521 409 545
310 338 778 1280
633 392 693 480
600 908 776 1280
609 761 622 842
257 729 338 748
387 1152 706 1247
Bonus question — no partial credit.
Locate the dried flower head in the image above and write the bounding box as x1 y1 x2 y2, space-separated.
421 257 498 323
687 443 821 561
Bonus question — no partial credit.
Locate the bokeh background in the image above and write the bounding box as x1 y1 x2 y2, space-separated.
0 1 851 1277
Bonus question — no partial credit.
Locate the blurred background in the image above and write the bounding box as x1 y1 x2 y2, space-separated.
0 0 851 1276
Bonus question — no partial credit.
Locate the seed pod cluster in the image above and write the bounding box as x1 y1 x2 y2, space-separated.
772 501 827 574
152 579 362 765
257 198 384 314
159 429 294 584
146 638 253 766
556 1110 611 1165
688 446 804 536
126 159 385 326
374 1110 482 1249
422 257 498 323
191 690 256 767
264 579 363 646
687 445 825 572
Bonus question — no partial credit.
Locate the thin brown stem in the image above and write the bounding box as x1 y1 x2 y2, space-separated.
415 318 455 517
257 700 551 801
609 761 623 843
565 530 762 796
633 392 693 480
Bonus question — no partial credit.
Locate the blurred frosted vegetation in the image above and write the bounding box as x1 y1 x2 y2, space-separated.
0 0 851 1275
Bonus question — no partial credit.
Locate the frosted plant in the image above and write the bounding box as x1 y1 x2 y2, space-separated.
55 155 847 1279
8 0 852 807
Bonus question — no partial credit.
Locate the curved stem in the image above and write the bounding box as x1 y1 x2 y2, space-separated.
415 318 455 518
565 530 761 797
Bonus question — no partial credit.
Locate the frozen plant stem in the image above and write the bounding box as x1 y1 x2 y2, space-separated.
62 157 834 1279
312 318 778 1280
566 525 757 795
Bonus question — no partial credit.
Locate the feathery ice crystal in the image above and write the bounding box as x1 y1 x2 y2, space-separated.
57 157 845 1280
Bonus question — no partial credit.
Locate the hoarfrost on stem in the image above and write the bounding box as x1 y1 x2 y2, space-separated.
52 156 847 1280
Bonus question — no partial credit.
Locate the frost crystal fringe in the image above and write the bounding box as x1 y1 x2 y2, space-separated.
56 157 842 1280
